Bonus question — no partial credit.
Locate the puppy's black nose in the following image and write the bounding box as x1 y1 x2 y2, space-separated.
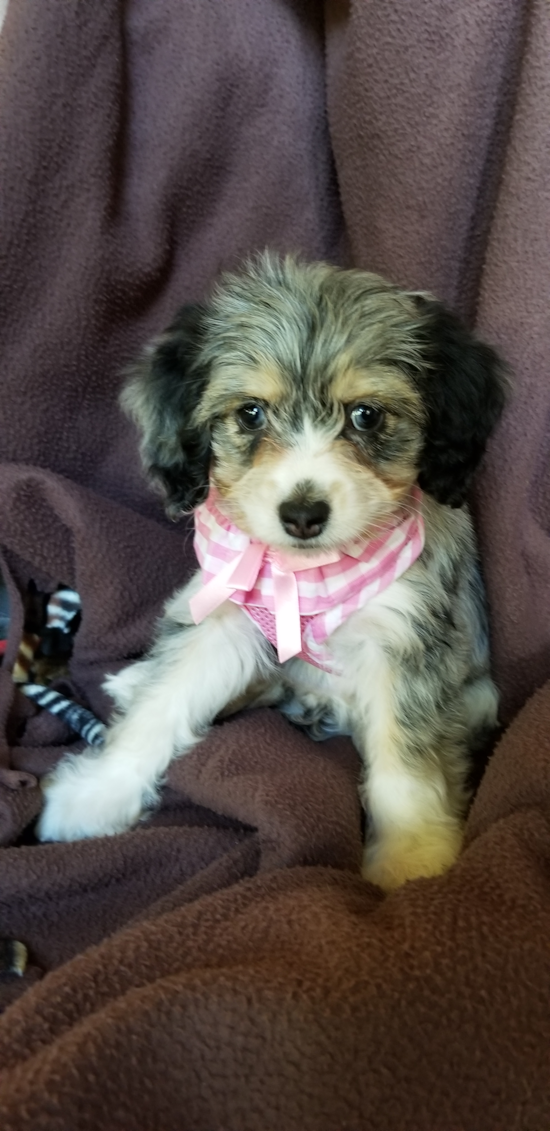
279 499 330 540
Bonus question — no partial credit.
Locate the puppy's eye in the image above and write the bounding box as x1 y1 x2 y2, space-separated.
236 403 266 431
349 404 384 433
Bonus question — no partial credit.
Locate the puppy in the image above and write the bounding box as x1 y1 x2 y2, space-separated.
37 254 506 890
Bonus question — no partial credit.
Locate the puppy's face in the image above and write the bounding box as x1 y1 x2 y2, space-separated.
195 273 425 549
123 255 506 544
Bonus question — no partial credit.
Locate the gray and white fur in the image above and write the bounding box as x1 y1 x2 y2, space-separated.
37 254 506 890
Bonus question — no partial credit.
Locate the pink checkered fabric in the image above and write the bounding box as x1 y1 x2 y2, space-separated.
191 488 425 671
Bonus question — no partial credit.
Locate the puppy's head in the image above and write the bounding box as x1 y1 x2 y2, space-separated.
122 254 506 549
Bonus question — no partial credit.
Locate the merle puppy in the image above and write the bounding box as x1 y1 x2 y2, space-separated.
38 255 505 891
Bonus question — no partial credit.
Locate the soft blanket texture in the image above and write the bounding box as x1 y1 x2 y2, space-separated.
1 1 549 1128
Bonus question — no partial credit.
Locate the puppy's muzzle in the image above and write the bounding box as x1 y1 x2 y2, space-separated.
278 498 330 540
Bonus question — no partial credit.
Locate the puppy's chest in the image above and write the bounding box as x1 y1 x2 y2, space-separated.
279 587 417 739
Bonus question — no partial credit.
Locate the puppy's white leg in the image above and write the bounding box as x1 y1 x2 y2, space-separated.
103 661 153 713
37 598 272 842
353 647 466 892
361 759 464 892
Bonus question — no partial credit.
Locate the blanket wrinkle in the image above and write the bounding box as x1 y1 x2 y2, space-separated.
1 0 550 1127
326 0 528 316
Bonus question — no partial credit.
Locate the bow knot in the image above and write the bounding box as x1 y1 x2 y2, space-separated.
189 539 339 663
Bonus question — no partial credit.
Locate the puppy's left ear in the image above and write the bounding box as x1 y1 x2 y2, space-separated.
414 298 507 507
121 304 212 518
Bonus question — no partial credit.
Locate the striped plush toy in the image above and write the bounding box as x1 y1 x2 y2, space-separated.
22 683 105 746
10 585 105 747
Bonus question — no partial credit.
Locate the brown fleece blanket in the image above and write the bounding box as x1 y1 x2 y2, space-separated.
1 1 550 1128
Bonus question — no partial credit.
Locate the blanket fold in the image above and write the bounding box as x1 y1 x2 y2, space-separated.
1 684 550 1128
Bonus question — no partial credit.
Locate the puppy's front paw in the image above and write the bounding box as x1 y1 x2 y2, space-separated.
37 751 152 842
362 822 463 892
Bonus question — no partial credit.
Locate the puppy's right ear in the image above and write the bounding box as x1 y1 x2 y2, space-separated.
121 304 211 518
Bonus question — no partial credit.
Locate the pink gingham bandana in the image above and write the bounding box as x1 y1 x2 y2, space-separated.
189 488 425 671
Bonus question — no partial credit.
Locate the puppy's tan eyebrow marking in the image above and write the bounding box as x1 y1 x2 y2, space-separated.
331 365 423 418
208 362 288 405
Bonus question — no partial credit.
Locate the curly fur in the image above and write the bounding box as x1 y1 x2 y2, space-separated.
38 254 506 891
